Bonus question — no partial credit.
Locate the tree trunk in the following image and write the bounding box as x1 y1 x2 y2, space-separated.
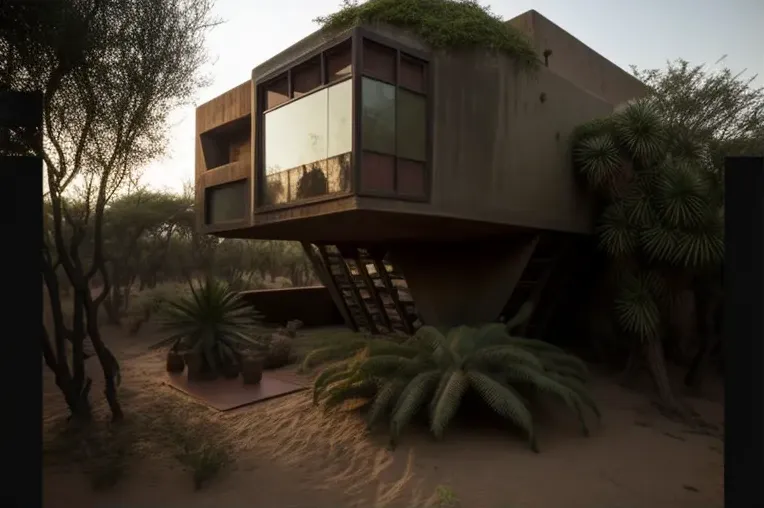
102 293 121 325
84 298 124 422
620 339 643 387
643 336 684 417
684 289 722 391
42 253 93 422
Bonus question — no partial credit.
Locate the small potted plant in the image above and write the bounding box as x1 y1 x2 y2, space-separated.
241 353 264 385
166 347 185 373
221 355 241 379
154 277 263 382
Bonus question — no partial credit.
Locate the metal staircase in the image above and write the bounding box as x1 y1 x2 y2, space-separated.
499 234 570 338
302 242 421 335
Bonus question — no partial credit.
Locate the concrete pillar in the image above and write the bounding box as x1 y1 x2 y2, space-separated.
389 236 538 327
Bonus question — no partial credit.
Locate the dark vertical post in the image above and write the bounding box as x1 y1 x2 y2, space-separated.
0 90 43 508
351 28 362 194
724 156 764 508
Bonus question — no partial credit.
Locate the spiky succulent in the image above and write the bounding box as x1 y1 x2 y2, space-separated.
312 318 598 451
573 98 724 342
153 278 262 373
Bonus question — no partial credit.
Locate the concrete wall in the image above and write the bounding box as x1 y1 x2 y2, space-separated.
358 43 613 235
238 286 343 327
197 14 639 240
390 236 537 326
194 81 253 235
506 10 648 106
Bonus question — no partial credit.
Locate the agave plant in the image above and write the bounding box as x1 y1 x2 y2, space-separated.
313 318 598 451
154 278 262 373
572 98 724 409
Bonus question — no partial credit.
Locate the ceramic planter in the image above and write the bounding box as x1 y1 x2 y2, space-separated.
241 354 264 385
166 350 185 373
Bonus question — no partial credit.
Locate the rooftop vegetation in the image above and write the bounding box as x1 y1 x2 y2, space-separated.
314 0 540 72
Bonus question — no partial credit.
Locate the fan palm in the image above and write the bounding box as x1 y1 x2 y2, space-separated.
153 278 262 374
572 98 724 411
314 320 598 451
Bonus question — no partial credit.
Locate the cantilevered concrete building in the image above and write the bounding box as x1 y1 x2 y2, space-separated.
194 10 647 336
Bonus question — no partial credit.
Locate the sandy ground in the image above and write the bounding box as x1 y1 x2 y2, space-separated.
43 324 724 508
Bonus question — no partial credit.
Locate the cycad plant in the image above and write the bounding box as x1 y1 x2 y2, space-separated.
313 319 598 451
154 278 262 375
572 98 724 412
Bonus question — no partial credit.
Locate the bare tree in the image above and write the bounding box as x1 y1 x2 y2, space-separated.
3 0 216 421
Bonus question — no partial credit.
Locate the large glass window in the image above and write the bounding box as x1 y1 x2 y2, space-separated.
359 40 428 199
263 79 352 206
361 78 396 155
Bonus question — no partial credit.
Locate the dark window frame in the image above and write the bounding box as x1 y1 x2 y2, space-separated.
204 179 249 225
254 33 357 212
253 27 432 212
355 29 432 203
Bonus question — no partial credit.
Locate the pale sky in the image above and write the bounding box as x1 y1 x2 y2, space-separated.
140 0 764 192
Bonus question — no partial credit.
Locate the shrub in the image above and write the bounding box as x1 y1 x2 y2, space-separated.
313 315 598 450
153 278 262 375
261 333 293 369
314 0 539 72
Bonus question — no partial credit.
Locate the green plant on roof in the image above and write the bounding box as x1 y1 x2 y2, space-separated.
314 0 539 72
312 306 599 450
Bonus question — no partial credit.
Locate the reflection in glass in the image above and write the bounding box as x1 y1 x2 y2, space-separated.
362 78 395 155
328 79 352 157
262 80 352 206
265 88 328 175
396 90 426 162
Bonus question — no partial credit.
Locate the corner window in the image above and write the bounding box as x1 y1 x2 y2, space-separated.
259 39 354 207
360 40 428 199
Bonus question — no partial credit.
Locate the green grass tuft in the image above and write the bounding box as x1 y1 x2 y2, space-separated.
314 0 539 72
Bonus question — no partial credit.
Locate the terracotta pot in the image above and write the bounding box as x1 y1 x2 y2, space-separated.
184 352 217 382
166 350 185 373
241 355 264 385
221 360 240 379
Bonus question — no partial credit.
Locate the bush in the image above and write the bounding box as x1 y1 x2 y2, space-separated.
313 317 599 450
261 333 293 369
153 278 262 375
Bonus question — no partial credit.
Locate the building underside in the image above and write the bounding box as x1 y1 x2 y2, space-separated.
300 229 589 339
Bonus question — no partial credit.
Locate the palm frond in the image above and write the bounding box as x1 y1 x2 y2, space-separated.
429 370 469 439
614 275 662 341
367 380 406 430
615 100 666 163
507 365 591 437
313 362 355 403
597 202 639 257
299 339 368 372
538 351 589 380
322 380 377 411
574 134 624 190
469 345 545 372
357 354 426 378
548 373 601 420
390 370 440 441
467 371 537 451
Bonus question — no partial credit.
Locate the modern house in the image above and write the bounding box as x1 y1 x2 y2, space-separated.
194 9 648 336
